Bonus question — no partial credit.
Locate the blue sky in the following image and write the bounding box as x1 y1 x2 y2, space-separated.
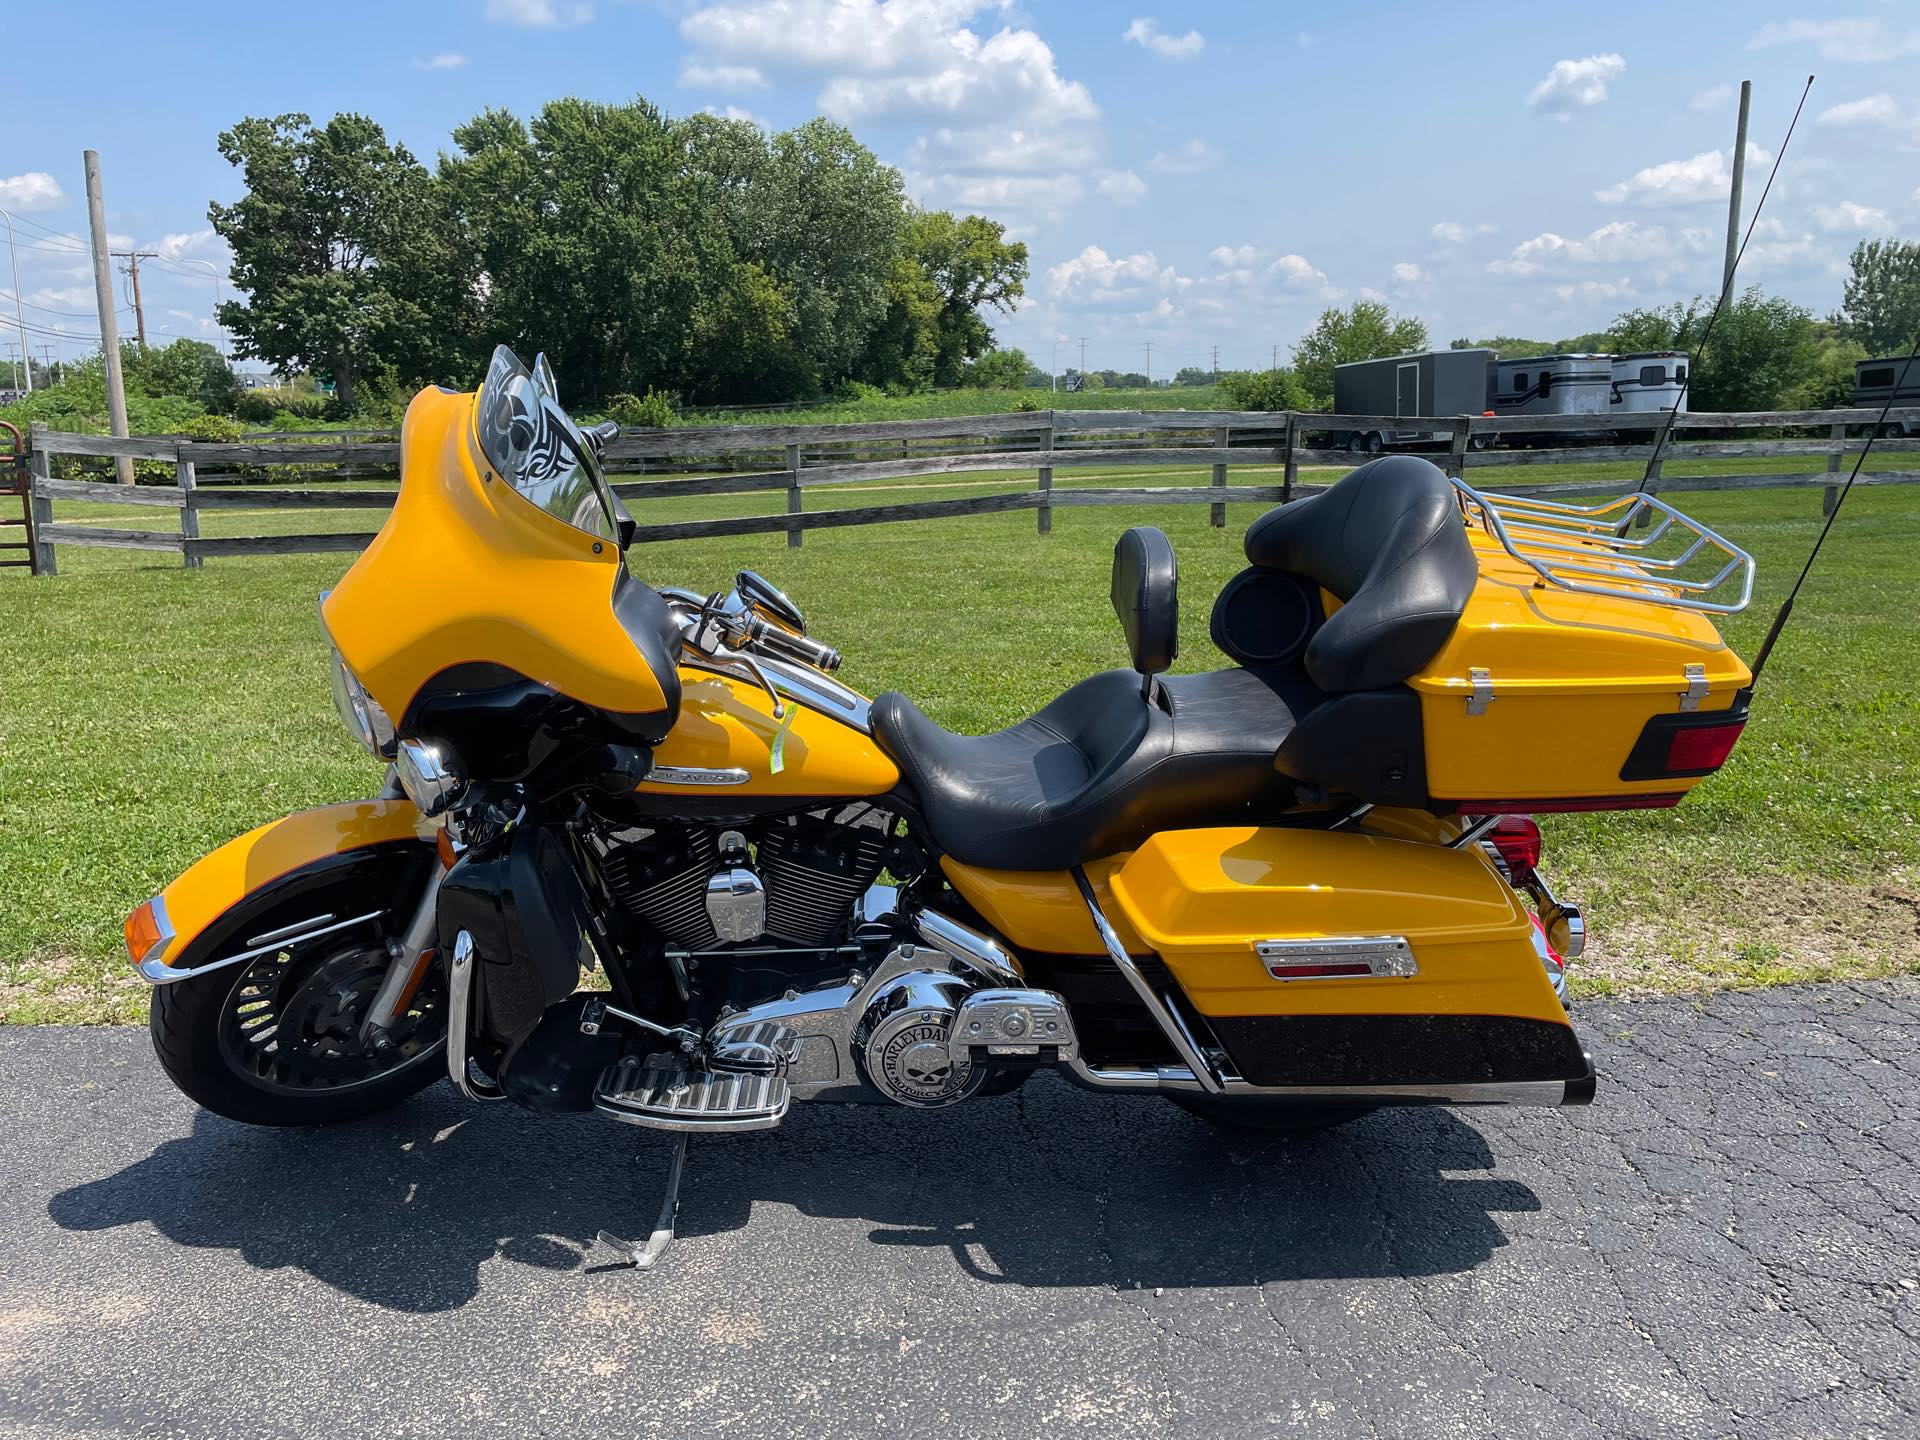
4 1 1917 381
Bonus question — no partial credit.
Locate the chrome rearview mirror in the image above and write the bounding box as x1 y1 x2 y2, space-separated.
736 570 806 634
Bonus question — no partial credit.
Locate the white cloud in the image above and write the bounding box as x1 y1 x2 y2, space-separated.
1430 220 1497 246
1551 279 1637 303
153 229 221 263
1489 220 1710 277
1145 138 1223 175
1813 200 1890 233
1094 169 1148 204
1595 144 1770 207
1689 83 1734 112
1046 244 1189 304
681 61 769 91
1122 17 1203 60
681 1 1100 229
1269 253 1340 300
27 285 95 310
0 171 64 212
1817 93 1920 145
701 104 771 127
486 0 592 26
1356 286 1387 303
1526 53 1625 117
413 52 469 69
1209 243 1259 267
1392 262 1427 284
1749 17 1920 63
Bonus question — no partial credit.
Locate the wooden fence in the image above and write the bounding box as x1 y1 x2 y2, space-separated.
22 405 1920 575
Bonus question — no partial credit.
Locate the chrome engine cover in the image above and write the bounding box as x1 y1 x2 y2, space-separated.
851 968 985 1108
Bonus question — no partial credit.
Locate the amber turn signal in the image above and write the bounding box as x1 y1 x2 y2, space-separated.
124 897 168 966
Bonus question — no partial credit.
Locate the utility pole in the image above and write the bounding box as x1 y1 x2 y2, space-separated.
1272 345 1279 370
113 248 158 350
1078 336 1088 381
1050 338 1060 394
1722 80 1752 300
1144 341 1152 385
3 342 19 390
84 149 134 484
36 343 57 385
1210 344 1219 378
1 208 30 393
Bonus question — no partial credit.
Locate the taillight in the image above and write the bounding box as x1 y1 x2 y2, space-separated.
1486 815 1541 884
1619 698 1751 782
1664 720 1746 773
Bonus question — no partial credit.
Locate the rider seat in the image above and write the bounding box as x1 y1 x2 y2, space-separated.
872 526 1314 870
871 458 1478 870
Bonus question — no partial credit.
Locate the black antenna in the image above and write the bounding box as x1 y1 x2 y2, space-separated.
1630 76 1816 502
1746 336 1920 688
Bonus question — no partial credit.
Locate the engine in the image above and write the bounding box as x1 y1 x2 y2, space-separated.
593 803 895 951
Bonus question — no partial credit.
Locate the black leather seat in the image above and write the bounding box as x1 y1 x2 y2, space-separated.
872 665 1317 871
1242 453 1476 692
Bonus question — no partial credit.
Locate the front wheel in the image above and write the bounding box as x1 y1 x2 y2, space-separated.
149 848 449 1126
1167 1093 1376 1134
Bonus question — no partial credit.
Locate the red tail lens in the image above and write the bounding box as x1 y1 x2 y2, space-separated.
1488 815 1542 882
1665 719 1746 773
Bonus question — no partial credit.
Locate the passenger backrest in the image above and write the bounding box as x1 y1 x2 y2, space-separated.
1111 526 1179 686
1242 455 1476 693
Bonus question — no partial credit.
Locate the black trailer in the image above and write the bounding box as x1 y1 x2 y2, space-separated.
1332 349 1493 454
1853 357 1920 436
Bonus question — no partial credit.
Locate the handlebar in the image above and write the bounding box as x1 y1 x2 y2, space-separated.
746 617 842 672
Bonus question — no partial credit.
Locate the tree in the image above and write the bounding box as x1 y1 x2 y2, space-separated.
210 113 471 411
1835 238 1920 356
1291 300 1428 409
1604 288 1815 412
1172 365 1213 386
959 347 1032 389
121 339 242 414
1218 368 1309 411
1789 332 1869 411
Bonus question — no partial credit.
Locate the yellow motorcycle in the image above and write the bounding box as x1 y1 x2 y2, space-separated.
124 348 1755 1265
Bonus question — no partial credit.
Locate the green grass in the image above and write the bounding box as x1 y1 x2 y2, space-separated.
4 456 1917 1022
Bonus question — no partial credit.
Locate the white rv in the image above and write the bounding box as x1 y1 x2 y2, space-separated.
1610 352 1689 418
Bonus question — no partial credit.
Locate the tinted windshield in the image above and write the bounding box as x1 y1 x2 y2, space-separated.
475 345 617 543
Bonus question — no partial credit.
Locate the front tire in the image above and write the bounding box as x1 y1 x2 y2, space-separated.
1167 1093 1376 1134
152 942 447 1126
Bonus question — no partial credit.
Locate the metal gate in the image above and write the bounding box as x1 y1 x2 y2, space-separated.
0 421 36 573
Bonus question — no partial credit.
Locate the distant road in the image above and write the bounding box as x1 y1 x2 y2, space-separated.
4 981 1918 1439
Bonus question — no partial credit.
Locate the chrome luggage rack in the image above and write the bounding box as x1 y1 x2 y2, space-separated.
1450 479 1755 615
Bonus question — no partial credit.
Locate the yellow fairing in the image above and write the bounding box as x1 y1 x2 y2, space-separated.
146 801 435 971
1105 827 1566 1024
321 386 671 729
638 673 899 797
1411 529 1751 802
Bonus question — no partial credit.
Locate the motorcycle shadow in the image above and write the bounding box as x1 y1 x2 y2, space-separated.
47 1075 1540 1312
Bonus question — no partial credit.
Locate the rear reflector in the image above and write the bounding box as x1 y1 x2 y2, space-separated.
1619 696 1752 783
1457 794 1684 814
124 897 168 966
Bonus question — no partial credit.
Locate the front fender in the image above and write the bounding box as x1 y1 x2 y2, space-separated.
127 800 438 982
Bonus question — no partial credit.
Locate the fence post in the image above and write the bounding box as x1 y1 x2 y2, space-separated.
785 442 803 549
177 453 202 569
1445 416 1471 481
1036 420 1054 535
1281 411 1298 505
1210 425 1229 527
27 422 55 577
1823 419 1846 516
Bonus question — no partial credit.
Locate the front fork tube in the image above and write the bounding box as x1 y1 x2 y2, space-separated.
360 857 446 1052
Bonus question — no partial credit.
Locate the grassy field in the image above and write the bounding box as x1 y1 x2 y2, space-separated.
4 451 1917 1023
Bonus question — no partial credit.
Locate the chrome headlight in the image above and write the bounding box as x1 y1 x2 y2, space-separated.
327 644 397 758
395 739 467 817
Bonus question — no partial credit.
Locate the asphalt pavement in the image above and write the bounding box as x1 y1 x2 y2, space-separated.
3 980 1919 1439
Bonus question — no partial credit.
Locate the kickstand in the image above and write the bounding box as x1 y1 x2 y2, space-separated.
595 1131 689 1272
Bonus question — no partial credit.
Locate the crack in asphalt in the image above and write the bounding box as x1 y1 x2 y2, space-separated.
2 980 1919 1439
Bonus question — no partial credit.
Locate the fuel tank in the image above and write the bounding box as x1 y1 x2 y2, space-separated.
635 669 899 800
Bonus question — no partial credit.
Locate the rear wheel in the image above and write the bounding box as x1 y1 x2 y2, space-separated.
152 938 447 1126
1167 1093 1376 1134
